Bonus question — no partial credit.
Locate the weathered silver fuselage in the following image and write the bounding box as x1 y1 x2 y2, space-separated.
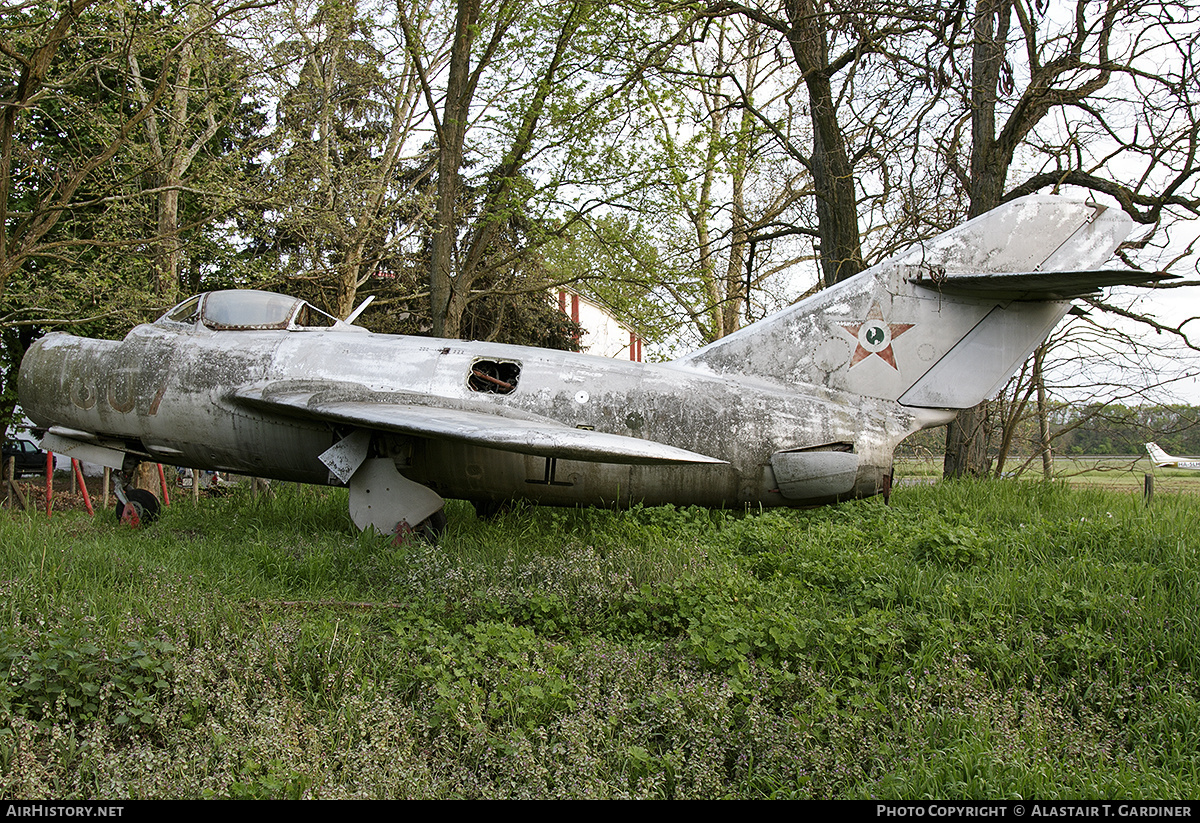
18 321 949 509
19 196 1151 523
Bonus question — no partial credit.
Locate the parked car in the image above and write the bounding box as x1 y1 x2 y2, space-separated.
2 439 46 477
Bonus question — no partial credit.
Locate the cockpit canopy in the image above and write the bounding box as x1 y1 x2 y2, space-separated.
158 290 351 331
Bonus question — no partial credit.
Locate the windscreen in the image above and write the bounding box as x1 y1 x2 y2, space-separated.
201 290 304 330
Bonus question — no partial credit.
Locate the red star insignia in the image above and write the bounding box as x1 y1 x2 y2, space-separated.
837 303 914 370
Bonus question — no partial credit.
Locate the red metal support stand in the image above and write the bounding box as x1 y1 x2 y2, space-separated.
156 463 171 506
72 458 94 516
45 452 53 518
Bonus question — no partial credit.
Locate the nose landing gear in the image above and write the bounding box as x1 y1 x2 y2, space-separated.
112 463 163 527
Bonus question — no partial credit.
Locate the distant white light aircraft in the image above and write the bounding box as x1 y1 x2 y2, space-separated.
1145 442 1200 471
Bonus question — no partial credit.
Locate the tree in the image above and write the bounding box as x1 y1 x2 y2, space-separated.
258 0 434 319
126 2 266 300
399 0 669 339
537 215 681 352
0 0 271 441
0 0 101 300
0 0 271 306
699 1 945 289
640 15 811 345
919 0 1200 477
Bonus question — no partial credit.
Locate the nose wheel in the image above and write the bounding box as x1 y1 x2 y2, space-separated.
112 471 161 527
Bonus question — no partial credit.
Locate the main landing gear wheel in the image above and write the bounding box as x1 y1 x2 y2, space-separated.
471 499 513 520
417 509 448 543
115 488 161 527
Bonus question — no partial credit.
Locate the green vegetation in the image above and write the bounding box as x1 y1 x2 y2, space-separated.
895 454 1200 495
1049 405 1200 457
2 482 1199 798
899 405 1200 463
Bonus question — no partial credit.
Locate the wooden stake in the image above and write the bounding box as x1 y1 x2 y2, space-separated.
5 456 27 511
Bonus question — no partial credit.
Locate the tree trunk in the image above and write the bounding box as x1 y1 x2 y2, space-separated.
944 0 1014 478
132 461 159 494
721 167 748 336
785 0 864 286
429 0 480 339
943 403 992 478
807 73 863 287
1034 345 1053 478
155 186 180 296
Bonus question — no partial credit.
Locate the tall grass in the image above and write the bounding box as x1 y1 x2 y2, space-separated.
1 480 1197 798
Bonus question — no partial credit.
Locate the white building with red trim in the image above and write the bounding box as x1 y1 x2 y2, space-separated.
556 289 645 362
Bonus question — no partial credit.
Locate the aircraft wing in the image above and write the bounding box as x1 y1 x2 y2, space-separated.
233 385 726 466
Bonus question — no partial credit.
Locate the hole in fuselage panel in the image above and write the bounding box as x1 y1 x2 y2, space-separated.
468 359 520 394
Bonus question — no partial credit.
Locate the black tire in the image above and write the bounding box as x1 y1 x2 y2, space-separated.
417 509 448 544
115 488 161 526
471 499 512 520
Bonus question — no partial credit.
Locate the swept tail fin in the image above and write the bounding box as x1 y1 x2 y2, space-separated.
676 196 1169 409
1146 442 1173 466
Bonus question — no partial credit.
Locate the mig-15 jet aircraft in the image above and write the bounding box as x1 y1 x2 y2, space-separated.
18 196 1173 536
1145 442 1200 471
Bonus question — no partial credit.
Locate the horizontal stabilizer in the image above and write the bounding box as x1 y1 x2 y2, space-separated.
911 269 1177 301
891 197 1134 273
234 386 726 466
